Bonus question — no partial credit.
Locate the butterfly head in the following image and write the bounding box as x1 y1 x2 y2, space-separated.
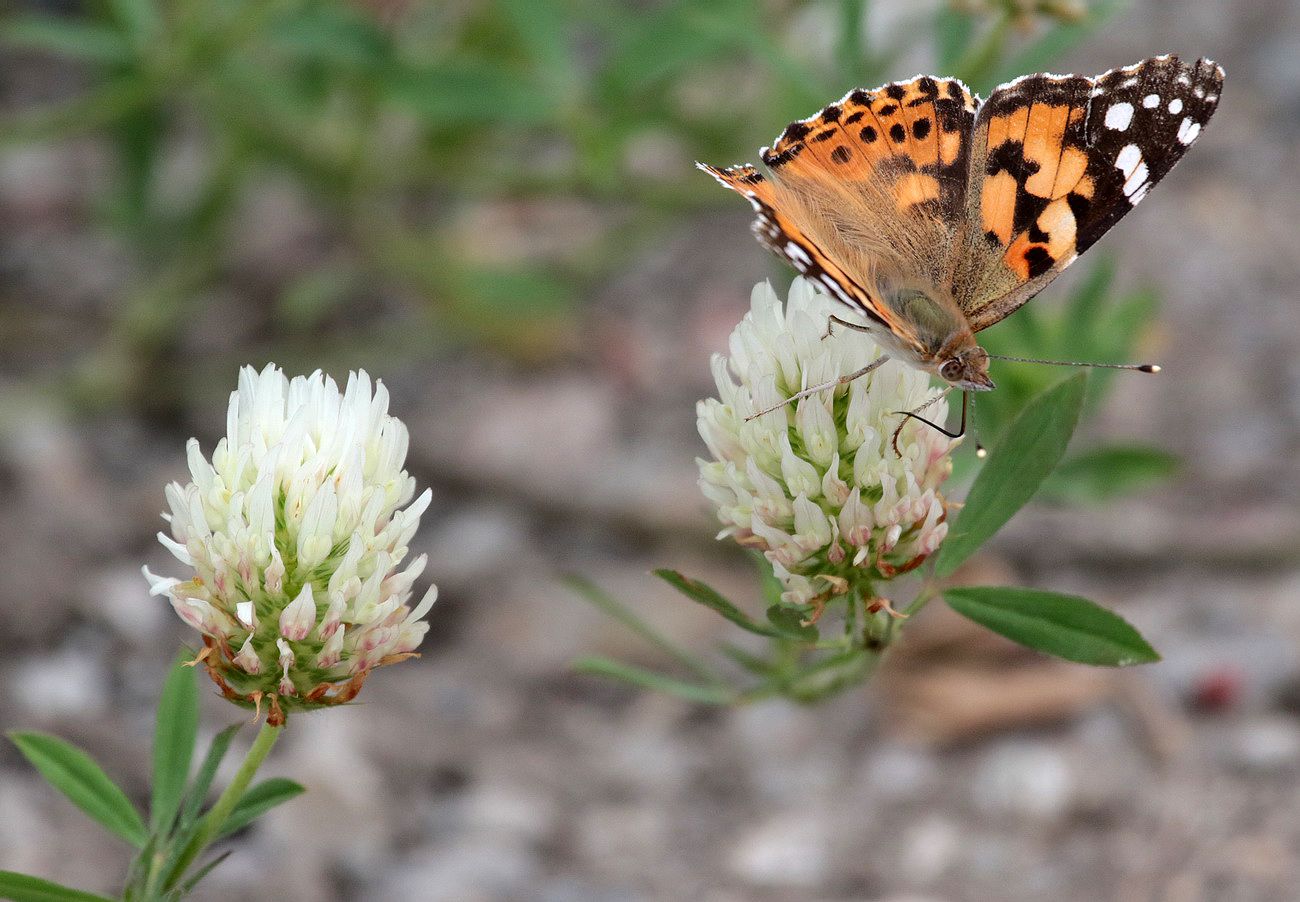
937 346 994 392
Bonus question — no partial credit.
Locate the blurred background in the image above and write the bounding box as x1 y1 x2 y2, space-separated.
1 0 1297 899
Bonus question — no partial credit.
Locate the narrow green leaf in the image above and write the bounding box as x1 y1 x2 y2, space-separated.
784 648 875 701
1042 445 1179 504
945 586 1160 666
179 851 232 895
573 657 735 704
935 373 1087 576
179 725 241 832
0 871 116 902
654 569 781 638
1 18 131 63
215 778 305 839
565 575 725 686
152 658 200 833
8 732 147 848
765 605 819 642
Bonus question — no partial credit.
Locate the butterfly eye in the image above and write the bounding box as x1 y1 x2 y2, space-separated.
940 359 963 382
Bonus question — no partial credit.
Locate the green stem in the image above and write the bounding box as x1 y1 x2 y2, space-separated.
903 581 940 618
161 719 282 893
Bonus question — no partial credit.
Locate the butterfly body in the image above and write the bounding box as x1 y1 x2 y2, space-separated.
701 55 1223 391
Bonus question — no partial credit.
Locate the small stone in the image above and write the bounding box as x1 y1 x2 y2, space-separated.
13 645 109 716
970 740 1074 822
1229 717 1300 773
898 817 961 884
727 811 829 888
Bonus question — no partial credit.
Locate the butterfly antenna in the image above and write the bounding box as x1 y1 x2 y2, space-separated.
986 353 1160 374
969 392 987 458
891 390 965 456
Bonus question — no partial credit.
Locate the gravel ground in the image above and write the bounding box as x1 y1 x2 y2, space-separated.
2 1 1299 899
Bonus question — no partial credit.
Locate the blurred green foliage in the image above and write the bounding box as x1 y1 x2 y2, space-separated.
4 0 1125 394
2 0 1169 497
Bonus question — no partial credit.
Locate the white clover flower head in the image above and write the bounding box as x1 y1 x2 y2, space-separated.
697 279 955 607
143 364 437 723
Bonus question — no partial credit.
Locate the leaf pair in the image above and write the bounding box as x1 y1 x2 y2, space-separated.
937 373 1159 667
3 658 304 902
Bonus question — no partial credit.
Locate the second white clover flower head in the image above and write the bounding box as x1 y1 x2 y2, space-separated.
697 279 955 606
143 364 436 722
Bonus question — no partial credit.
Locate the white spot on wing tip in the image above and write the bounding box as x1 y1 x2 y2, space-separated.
1176 117 1201 144
1143 94 1160 108
1115 143 1143 179
1104 102 1134 131
1168 97 1183 114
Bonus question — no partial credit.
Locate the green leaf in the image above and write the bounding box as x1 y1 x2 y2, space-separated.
565 575 725 686
935 373 1087 576
178 727 239 831
179 851 232 895
151 658 199 833
7 732 147 848
944 586 1160 666
1042 445 1179 504
654 569 781 638
572 657 734 704
0 871 117 902
1 18 132 63
216 778 306 839
107 0 161 47
765 605 818 642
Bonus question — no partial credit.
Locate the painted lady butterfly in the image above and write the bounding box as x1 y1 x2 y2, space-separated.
701 55 1222 413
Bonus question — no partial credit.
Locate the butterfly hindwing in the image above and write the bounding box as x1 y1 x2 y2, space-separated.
696 162 897 332
955 55 1223 332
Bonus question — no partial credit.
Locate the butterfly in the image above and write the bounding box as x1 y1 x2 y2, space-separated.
700 55 1222 429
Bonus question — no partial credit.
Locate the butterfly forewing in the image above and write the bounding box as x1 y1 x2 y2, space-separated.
700 55 1222 363
955 55 1223 332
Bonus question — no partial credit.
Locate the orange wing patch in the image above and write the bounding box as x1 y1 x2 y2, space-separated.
761 76 977 220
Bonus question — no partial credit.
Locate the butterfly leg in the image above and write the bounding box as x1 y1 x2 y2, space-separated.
822 314 875 341
745 355 890 422
891 389 965 457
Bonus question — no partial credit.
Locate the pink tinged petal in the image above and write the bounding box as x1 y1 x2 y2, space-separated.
279 583 317 640
264 547 286 595
233 635 261 674
318 591 347 639
171 597 225 638
279 675 297 696
837 487 874 546
394 621 429 655
820 453 850 507
881 523 902 554
316 624 346 669
277 637 295 671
